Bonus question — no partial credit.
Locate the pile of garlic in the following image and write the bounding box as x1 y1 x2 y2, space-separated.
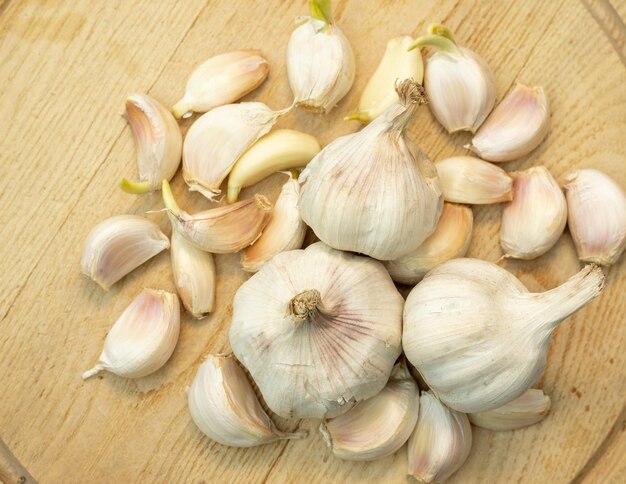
79 1 626 481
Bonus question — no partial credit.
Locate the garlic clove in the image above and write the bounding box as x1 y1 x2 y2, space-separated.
162 180 272 254
501 166 567 260
564 169 626 266
226 129 321 203
188 354 307 447
80 215 170 290
435 156 513 204
172 50 269 119
320 360 419 461
469 388 551 431
468 83 549 162
385 203 473 285
82 289 180 379
407 391 472 483
241 174 307 272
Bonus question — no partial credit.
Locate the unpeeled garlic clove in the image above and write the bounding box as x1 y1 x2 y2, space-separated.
469 388 551 431
435 156 513 204
81 215 170 290
172 50 269 119
188 354 307 447
500 166 567 260
564 169 626 266
468 83 549 162
82 289 180 379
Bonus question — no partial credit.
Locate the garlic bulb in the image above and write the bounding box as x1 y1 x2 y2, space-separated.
299 80 443 260
188 354 306 447
468 83 549 162
319 360 419 461
435 156 513 204
346 35 423 123
501 166 567 260
241 174 307 272
403 259 605 413
565 169 626 266
81 215 170 290
286 0 355 113
229 242 404 419
408 391 472 483
120 93 182 194
409 23 495 133
469 388 551 431
385 203 473 284
172 50 269 119
82 289 180 379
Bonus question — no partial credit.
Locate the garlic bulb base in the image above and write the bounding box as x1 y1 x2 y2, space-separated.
120 178 153 195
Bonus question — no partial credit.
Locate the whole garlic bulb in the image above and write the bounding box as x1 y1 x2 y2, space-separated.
229 242 404 419
299 80 443 260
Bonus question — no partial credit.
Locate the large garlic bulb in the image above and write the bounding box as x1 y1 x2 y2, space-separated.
229 242 404 419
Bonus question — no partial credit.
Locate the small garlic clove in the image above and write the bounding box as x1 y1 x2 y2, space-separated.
188 354 307 447
385 203 473 285
172 50 269 119
80 215 170 290
468 83 549 162
407 391 472 483
469 388 551 431
82 289 180 379
500 166 567 260
435 156 513 204
564 169 626 266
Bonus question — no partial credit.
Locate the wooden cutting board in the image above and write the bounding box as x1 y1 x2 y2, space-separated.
0 0 624 482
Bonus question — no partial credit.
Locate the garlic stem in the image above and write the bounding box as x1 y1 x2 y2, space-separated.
288 289 328 323
409 34 461 55
120 178 153 195
82 364 105 379
309 0 332 24
161 179 181 216
428 23 456 41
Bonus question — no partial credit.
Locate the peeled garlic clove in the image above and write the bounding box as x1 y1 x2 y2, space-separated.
346 35 423 123
172 50 269 119
286 0 355 113
403 259 605 413
468 83 549 162
501 166 567 260
435 156 513 204
320 360 419 461
565 169 626 266
226 129 321 203
408 391 472 483
81 215 170 290
469 388 551 431
188 354 306 447
82 289 180 379
162 180 271 254
241 174 307 272
385 203 473 284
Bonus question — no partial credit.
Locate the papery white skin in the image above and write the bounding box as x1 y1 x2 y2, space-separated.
80 215 170 290
403 258 605 413
469 388 551 431
229 242 404 419
82 289 180 379
501 166 567 260
565 169 626 266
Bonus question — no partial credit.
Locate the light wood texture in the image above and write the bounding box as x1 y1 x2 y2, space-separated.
0 0 624 482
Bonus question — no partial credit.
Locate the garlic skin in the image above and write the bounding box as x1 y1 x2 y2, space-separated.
172 50 269 119
229 242 404 419
385 203 473 285
408 391 472 483
82 289 180 379
81 215 170 290
320 361 419 461
188 354 306 447
435 156 513 204
469 388 551 431
501 166 567 260
565 169 626 266
299 80 443 260
241 174 306 272
403 259 605 413
468 83 550 162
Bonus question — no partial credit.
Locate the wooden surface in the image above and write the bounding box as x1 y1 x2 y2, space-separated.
0 0 625 482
